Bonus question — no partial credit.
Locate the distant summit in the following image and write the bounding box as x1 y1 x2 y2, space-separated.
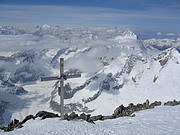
41 24 51 30
115 29 138 40
0 26 27 35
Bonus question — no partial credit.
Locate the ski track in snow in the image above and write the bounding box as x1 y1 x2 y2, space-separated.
1 105 180 135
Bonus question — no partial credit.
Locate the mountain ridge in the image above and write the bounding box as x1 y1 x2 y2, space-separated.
0 25 180 125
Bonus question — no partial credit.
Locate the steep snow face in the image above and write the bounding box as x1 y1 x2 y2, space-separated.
114 29 146 54
0 25 180 124
115 29 138 40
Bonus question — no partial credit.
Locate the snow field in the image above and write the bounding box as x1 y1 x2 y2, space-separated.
1 105 180 135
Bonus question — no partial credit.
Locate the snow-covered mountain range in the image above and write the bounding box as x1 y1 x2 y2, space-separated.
0 25 180 127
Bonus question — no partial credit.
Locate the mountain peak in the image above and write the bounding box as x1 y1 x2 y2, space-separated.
41 24 51 30
115 29 138 40
122 29 137 38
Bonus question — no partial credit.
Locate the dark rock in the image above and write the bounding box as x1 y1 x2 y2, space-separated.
146 99 150 105
13 119 19 126
3 119 22 132
142 102 149 109
68 112 79 120
149 103 155 109
132 77 136 83
79 113 88 121
118 83 124 89
127 103 136 112
173 100 179 106
136 103 143 111
90 115 103 121
35 111 59 120
111 113 117 119
64 113 69 120
113 107 120 116
4 126 13 132
129 103 134 108
159 59 168 66
16 124 23 129
153 76 158 83
154 101 161 106
86 114 91 120
21 115 34 124
87 119 95 124
9 120 14 127
121 109 131 117
164 100 179 106
41 114 59 120
101 115 113 120
0 125 5 130
164 101 173 106
113 104 124 117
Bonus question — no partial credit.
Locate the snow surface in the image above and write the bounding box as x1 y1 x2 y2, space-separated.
1 105 180 135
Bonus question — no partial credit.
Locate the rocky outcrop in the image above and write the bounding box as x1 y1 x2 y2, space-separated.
20 115 35 124
153 48 178 67
122 54 147 74
1 99 179 132
2 119 23 132
164 100 180 106
35 111 59 120
61 100 163 122
1 111 59 132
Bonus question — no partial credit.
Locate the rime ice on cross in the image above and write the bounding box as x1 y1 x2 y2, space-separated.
41 58 81 119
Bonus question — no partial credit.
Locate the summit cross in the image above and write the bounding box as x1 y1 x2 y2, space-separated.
41 58 81 119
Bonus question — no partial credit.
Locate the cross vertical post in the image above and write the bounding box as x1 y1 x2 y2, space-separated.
60 58 64 120
40 57 81 120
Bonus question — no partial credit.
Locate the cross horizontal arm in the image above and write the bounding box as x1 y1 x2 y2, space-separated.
41 76 58 81
41 73 81 81
66 73 81 79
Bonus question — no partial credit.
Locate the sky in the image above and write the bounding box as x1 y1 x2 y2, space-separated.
0 0 180 32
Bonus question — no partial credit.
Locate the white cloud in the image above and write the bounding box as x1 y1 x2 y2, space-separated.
66 52 103 75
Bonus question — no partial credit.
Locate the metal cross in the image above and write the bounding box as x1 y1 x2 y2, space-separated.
41 58 81 119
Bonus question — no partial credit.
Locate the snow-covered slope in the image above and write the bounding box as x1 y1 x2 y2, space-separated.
0 25 180 127
1 105 180 135
144 37 180 51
